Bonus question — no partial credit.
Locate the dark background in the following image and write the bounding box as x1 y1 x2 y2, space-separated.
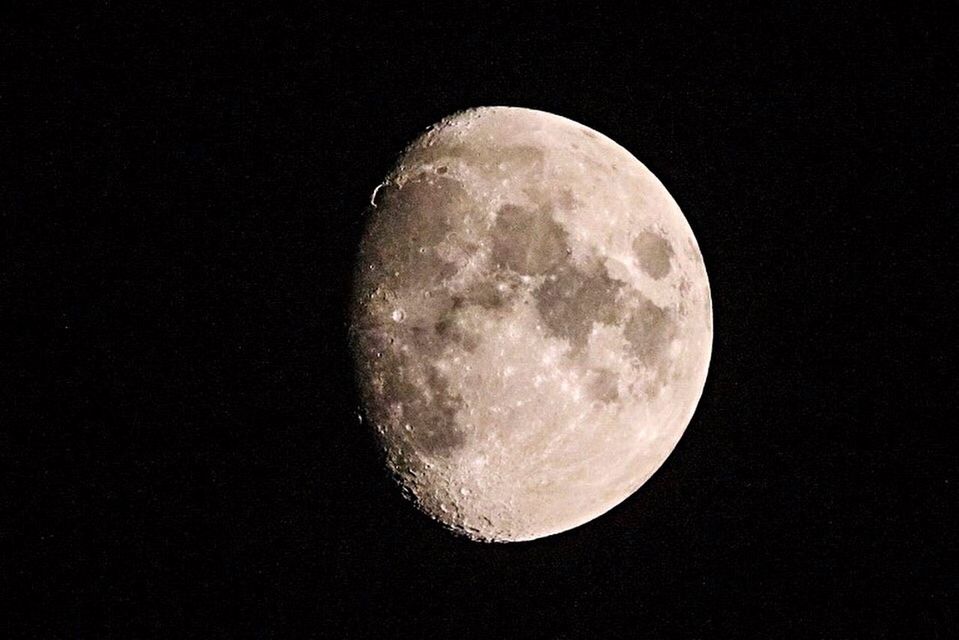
4 3 956 637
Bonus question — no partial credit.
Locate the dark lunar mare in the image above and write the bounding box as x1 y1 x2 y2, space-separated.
351 128 685 468
350 175 478 459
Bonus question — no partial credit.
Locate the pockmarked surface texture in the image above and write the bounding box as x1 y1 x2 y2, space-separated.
350 107 712 542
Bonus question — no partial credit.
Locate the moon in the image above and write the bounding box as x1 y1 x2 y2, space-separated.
349 107 712 542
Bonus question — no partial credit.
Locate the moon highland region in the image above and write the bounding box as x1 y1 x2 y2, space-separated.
350 107 712 542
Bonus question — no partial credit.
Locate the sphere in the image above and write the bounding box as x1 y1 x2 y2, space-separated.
350 107 712 542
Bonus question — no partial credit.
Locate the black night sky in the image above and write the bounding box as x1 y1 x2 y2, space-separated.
5 4 957 637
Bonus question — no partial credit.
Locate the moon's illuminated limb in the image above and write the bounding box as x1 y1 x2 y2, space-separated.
350 107 712 542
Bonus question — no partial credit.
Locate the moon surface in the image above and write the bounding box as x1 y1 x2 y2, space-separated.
350 107 712 542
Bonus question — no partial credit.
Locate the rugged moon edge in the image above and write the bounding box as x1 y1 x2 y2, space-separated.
349 107 712 542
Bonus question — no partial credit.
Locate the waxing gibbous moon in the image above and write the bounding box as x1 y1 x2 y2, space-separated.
349 107 712 542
